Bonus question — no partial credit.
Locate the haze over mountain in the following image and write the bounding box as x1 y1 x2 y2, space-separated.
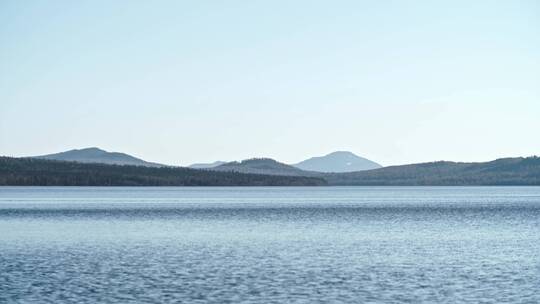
189 161 227 169
293 151 382 173
31 147 164 167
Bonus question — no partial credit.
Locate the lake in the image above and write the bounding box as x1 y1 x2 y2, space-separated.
1 186 539 303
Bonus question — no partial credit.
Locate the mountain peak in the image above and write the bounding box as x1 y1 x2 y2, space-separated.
326 151 357 157
32 147 164 167
293 151 382 173
68 147 107 155
78 147 105 152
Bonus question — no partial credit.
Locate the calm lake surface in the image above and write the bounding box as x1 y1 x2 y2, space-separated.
1 186 539 303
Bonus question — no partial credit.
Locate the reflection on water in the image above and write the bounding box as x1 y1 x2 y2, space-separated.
1 186 539 303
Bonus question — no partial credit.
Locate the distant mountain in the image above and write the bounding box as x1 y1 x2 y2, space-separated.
31 147 164 167
189 161 227 169
208 155 540 185
324 157 540 185
212 158 311 176
209 152 382 177
293 151 382 173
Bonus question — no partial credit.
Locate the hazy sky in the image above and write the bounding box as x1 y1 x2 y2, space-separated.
1 1 539 166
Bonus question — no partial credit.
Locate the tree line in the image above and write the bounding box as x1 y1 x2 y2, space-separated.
0 157 327 186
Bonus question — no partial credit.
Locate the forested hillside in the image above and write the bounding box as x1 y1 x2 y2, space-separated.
324 157 540 185
0 157 327 186
212 158 310 176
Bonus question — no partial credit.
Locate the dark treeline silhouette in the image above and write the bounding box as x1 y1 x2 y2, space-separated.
0 157 327 186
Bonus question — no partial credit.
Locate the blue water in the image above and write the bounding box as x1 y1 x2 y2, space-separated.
1 186 539 303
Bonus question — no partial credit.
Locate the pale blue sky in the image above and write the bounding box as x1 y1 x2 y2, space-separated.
1 1 539 166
